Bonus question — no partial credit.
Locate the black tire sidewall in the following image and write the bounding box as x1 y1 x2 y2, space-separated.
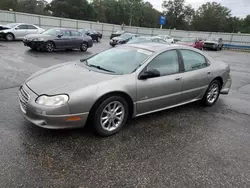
202 80 221 106
6 33 14 41
93 96 129 136
45 41 54 52
80 42 88 52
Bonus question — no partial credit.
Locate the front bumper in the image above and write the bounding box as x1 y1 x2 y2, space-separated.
220 75 232 94
0 32 6 39
19 84 89 129
23 40 45 50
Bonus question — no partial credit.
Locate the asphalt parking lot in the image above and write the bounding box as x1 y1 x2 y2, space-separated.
1 40 250 188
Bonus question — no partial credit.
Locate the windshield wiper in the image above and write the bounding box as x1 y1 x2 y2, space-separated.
88 64 115 73
80 59 115 73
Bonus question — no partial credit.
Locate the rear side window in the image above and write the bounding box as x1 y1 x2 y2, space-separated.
153 39 159 42
17 25 28 29
71 31 81 36
180 50 207 72
27 25 37 29
62 30 71 36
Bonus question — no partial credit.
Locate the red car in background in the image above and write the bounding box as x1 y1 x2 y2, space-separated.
176 37 204 50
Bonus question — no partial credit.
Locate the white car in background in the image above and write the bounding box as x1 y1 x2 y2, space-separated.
158 35 174 44
0 23 45 41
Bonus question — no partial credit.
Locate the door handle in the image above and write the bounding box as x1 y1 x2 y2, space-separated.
207 71 211 74
175 77 182 81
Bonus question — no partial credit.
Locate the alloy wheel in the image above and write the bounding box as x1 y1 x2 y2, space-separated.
207 83 219 104
100 101 125 132
46 42 54 52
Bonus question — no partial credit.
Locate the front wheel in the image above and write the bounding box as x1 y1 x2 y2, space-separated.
201 80 221 106
80 42 88 52
6 33 14 41
45 41 55 52
92 96 129 136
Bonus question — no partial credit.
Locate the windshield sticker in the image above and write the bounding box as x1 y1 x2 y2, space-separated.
137 49 152 56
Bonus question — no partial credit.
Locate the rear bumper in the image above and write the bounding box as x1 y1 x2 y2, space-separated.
220 75 232 94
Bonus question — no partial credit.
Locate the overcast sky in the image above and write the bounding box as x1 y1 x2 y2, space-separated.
147 0 250 18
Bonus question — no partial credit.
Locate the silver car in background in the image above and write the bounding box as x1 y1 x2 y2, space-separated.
0 23 44 41
19 43 232 136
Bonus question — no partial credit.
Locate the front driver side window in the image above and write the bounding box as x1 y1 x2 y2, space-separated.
180 50 207 72
146 50 179 77
17 25 28 29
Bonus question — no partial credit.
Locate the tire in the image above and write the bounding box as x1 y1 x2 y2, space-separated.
201 80 221 107
80 42 88 52
92 96 129 136
96 37 101 42
45 41 55 52
111 44 116 47
5 33 14 41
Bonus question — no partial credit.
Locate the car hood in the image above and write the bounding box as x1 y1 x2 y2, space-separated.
112 37 127 41
204 40 218 44
24 33 51 39
0 25 11 31
176 42 194 46
26 62 118 95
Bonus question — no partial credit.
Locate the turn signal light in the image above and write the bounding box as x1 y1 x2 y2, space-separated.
66 116 82 121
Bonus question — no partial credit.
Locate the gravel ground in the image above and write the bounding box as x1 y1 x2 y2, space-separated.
0 40 250 188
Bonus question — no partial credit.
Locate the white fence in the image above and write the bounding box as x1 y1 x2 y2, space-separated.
1 10 250 49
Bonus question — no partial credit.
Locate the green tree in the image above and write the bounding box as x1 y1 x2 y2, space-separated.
162 0 195 30
192 2 231 32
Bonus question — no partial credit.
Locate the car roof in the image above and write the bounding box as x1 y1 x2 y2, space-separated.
52 28 78 31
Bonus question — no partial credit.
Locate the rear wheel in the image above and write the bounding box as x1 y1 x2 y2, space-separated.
6 33 14 41
45 41 55 52
80 42 88 52
92 96 129 136
201 80 221 106
96 36 101 42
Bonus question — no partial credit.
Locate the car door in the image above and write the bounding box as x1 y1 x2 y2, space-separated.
57 30 71 49
70 30 82 48
179 49 211 103
136 50 183 115
14 24 28 39
26 25 39 35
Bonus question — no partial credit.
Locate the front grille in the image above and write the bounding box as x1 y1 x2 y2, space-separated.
19 86 30 113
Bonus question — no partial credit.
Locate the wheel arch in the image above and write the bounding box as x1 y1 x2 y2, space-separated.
6 32 15 40
88 91 134 121
212 76 223 88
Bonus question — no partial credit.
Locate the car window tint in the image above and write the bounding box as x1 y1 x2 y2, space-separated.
147 50 179 76
153 39 159 42
86 48 152 75
27 25 37 29
17 25 28 29
71 31 81 36
180 50 207 71
62 30 71 36
159 39 167 44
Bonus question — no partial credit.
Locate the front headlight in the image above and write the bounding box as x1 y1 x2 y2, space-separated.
110 39 113 42
33 38 44 41
36 95 69 106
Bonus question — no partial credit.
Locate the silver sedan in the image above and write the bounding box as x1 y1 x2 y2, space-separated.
19 43 232 136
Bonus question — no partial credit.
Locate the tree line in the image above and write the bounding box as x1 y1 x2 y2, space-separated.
0 0 250 33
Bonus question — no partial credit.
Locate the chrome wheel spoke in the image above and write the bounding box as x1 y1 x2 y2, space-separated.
100 101 125 132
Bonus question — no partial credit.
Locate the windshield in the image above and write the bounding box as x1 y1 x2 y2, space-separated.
6 23 19 28
42 28 61 36
180 37 196 42
84 47 152 74
115 30 125 34
120 33 134 39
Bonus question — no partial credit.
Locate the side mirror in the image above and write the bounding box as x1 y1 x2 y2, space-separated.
15 27 19 30
139 69 160 80
57 33 63 38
